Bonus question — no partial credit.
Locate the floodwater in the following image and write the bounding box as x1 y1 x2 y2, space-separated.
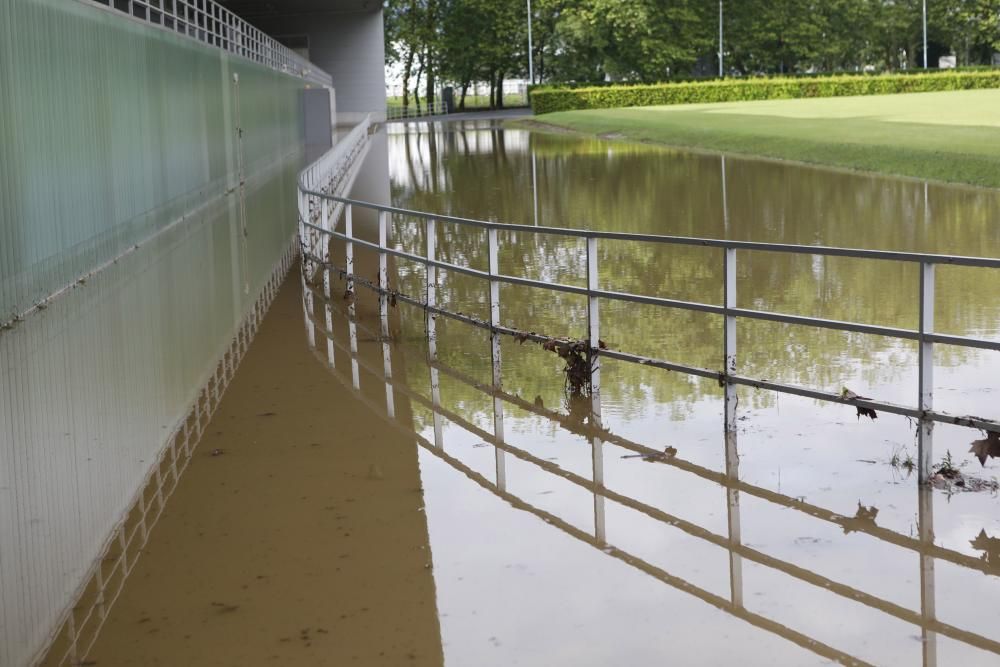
86 122 1000 666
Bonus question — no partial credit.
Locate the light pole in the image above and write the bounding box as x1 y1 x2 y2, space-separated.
923 0 928 68
718 1 724 77
527 0 535 84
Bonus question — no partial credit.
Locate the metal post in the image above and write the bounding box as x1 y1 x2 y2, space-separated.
488 227 507 490
346 205 359 389
587 236 606 542
721 155 730 235
719 0 724 77
724 248 738 431
923 0 929 69
526 0 535 84
918 484 937 666
322 199 334 366
379 212 395 417
421 219 445 448
532 152 540 226
919 262 935 482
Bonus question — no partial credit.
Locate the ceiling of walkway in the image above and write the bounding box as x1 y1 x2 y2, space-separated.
219 0 379 19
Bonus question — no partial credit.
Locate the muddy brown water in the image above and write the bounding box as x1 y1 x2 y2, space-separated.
89 123 1000 666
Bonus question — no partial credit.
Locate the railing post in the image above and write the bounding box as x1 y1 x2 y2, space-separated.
322 198 334 367
724 247 738 431
586 236 606 542
425 218 437 359
378 211 395 416
346 205 359 389
488 227 507 490
919 261 935 483
420 217 445 448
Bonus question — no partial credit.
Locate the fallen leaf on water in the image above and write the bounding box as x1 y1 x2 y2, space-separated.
969 432 1000 466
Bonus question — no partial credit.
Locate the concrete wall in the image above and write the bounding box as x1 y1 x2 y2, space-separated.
253 10 388 123
0 1 310 664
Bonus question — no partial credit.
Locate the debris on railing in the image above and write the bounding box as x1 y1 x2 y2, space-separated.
842 387 878 420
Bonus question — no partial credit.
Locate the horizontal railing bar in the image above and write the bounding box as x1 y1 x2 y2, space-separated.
301 192 1000 269
927 331 1000 352
312 315 1000 658
301 221 1000 354
302 255 1000 434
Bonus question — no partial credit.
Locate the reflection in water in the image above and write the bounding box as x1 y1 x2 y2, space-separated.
304 281 1000 666
383 121 1000 458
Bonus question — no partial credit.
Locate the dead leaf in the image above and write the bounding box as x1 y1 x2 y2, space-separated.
969 432 1000 466
515 332 530 345
542 340 557 352
598 339 608 350
842 387 877 420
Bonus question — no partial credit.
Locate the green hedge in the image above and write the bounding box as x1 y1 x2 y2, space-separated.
530 70 1000 114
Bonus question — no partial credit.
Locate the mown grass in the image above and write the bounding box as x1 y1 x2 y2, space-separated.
524 89 1000 189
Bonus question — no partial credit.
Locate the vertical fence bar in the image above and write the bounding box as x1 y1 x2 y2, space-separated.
586 236 606 542
346 206 359 389
301 194 316 350
724 247 738 431
488 227 507 490
322 199 335 366
418 217 445 448
378 211 395 417
918 261 935 482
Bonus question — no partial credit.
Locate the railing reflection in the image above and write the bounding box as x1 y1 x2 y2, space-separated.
301 282 1000 666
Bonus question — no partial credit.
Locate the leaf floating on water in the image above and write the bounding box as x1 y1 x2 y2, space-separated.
969 432 1000 466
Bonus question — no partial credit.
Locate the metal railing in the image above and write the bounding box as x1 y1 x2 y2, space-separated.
297 115 374 283
385 100 449 121
295 191 1000 485
305 288 1000 667
80 0 332 86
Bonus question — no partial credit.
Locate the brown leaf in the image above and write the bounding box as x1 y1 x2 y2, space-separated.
970 432 1000 467
515 332 529 345
598 339 608 350
542 340 557 353
856 407 878 421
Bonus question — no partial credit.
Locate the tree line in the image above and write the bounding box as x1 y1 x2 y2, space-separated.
385 0 1000 110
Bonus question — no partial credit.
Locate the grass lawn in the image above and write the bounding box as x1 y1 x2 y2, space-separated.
525 89 1000 189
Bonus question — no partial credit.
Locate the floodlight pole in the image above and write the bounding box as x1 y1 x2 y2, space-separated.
527 0 535 84
719 1 724 78
923 0 928 68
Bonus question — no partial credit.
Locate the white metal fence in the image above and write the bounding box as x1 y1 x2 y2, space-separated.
80 0 332 86
296 191 1000 485
386 100 449 121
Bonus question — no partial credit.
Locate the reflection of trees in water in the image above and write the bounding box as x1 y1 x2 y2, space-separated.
378 125 1000 421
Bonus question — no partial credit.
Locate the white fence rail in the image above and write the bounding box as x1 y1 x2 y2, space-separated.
295 190 1000 483
386 100 449 121
80 0 332 86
